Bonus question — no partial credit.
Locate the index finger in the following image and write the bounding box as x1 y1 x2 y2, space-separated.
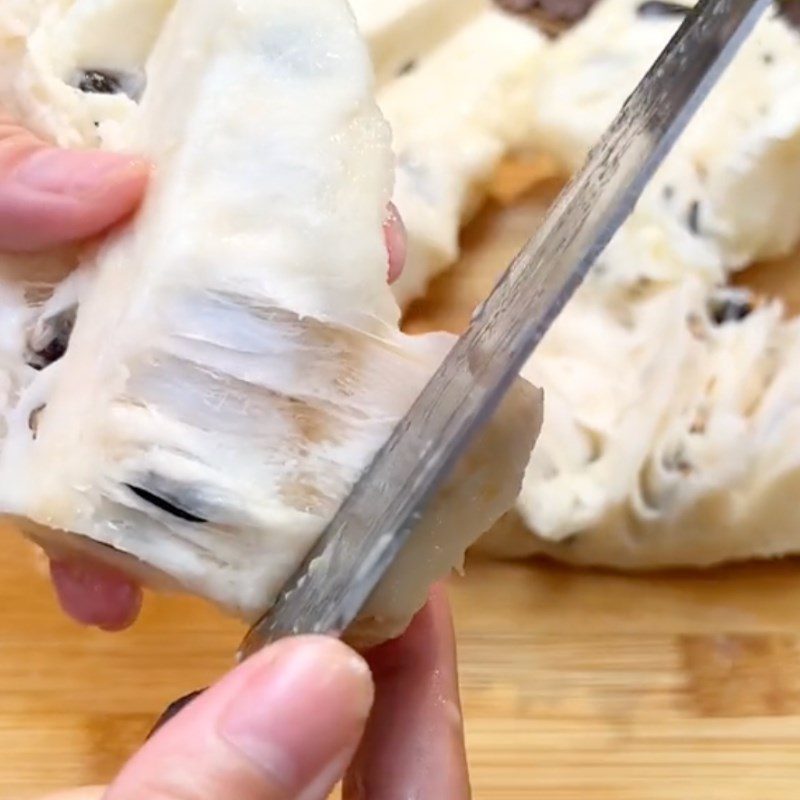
0 113 148 253
343 584 471 800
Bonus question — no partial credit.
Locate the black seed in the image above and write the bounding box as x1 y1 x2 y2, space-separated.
636 1 690 18
397 60 417 77
71 69 145 101
708 293 754 325
28 405 45 439
762 52 775 65
493 0 599 24
126 484 208 524
76 69 125 95
664 450 692 474
662 184 675 201
28 339 66 370
687 200 701 235
26 305 77 371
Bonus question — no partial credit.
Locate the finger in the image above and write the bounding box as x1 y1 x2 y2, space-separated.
0 115 148 252
49 556 142 632
384 201 406 284
38 787 106 800
105 636 373 800
343 585 471 800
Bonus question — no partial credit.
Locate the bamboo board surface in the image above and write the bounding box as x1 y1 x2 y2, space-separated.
1 176 800 799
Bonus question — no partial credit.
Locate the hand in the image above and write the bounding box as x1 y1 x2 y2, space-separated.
38 587 470 800
7 115 465 800
0 114 407 631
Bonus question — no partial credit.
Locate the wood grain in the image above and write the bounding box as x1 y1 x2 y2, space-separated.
2 174 800 799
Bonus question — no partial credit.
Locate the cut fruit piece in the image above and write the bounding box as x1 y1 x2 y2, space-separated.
470 0 800 570
482 276 800 570
526 0 800 283
380 9 546 306
0 0 541 644
469 205 800 570
350 0 487 86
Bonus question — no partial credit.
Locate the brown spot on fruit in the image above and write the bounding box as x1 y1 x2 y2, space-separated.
286 397 332 445
280 478 335 516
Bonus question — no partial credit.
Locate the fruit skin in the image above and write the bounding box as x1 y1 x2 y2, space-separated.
0 0 542 645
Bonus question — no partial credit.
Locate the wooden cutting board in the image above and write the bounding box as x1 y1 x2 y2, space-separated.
1 172 800 800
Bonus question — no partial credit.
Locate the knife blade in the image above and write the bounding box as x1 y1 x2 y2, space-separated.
238 0 770 660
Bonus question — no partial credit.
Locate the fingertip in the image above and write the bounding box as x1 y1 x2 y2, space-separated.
112 636 373 800
367 584 456 675
216 636 374 798
384 201 407 284
344 586 470 799
88 154 150 215
0 148 150 251
229 635 374 700
48 556 143 632
12 148 148 199
219 635 375 765
67 153 150 238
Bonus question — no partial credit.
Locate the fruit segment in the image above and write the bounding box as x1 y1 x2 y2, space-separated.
526 0 800 282
0 0 541 642
381 9 546 305
478 0 800 570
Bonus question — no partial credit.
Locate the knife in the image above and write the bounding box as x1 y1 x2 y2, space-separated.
151 0 769 734
238 0 771 656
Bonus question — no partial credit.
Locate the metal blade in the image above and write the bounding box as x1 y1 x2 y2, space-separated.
239 0 770 659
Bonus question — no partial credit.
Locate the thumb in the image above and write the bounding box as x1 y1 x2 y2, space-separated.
0 114 148 252
105 636 374 800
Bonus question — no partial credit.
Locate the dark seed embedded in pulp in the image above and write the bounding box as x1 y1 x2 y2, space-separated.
28 405 45 439
76 70 125 94
636 1 690 18
26 305 77 371
126 484 209 524
687 201 702 235
494 0 599 24
71 69 146 101
397 60 417 77
707 292 754 325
